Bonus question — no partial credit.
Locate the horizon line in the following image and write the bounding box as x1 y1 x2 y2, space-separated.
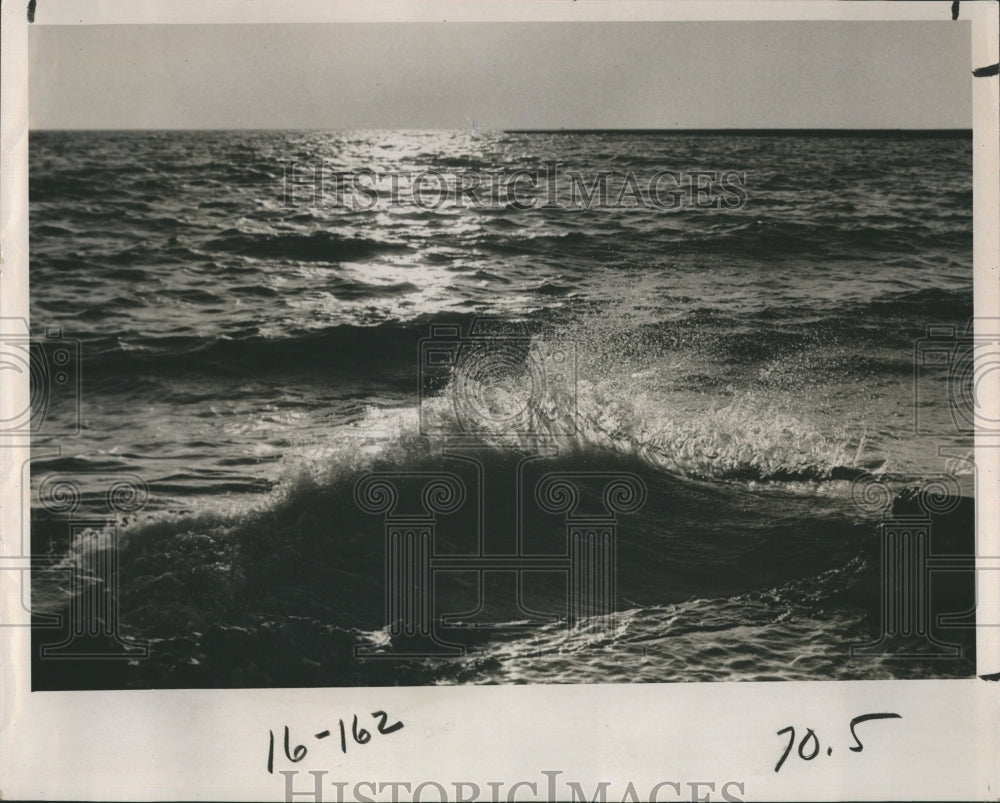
504 127 973 136
29 126 974 135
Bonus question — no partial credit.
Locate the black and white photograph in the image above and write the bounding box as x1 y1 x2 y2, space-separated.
2 1 999 800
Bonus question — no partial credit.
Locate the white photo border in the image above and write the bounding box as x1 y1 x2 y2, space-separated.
2 2 999 801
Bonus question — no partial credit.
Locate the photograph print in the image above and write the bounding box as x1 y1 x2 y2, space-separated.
25 17 981 690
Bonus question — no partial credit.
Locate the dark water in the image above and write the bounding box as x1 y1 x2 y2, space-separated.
29 130 976 687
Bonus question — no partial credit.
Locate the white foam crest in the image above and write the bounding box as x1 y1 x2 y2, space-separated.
417 334 866 481
574 381 861 480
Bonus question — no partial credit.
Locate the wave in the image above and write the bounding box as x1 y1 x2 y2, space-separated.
80 318 445 382
30 403 972 687
416 373 871 484
74 279 971 376
679 218 971 258
31 328 975 686
203 229 413 263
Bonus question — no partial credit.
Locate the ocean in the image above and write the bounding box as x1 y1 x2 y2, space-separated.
28 129 976 688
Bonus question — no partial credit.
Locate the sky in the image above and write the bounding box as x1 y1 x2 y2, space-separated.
28 22 972 130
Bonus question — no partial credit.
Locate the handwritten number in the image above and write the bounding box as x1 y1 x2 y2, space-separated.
283 726 307 763
797 728 819 761
776 713 902 772
269 710 403 767
849 713 902 753
775 726 795 773
372 710 404 735
352 714 371 745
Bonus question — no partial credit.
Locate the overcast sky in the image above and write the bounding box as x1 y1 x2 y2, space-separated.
29 22 972 130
